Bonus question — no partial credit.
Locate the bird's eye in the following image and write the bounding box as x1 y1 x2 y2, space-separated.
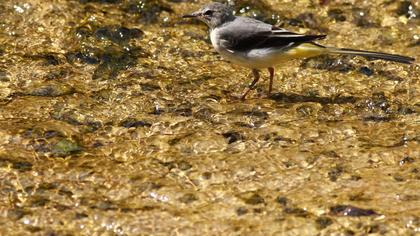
203 10 214 16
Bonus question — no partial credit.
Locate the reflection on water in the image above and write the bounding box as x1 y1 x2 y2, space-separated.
0 0 419 234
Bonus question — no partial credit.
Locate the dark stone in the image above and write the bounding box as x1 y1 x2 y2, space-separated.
330 205 378 216
315 216 333 229
222 131 243 144
7 208 27 220
352 8 375 27
276 196 288 206
177 161 192 171
178 193 198 204
51 139 82 157
301 55 355 73
244 193 265 205
284 207 309 217
124 0 173 24
236 207 248 216
95 26 143 43
362 115 392 122
120 118 151 128
44 130 61 139
328 166 344 182
27 83 75 97
359 66 374 76
12 161 33 172
396 1 419 19
231 0 279 25
328 9 346 21
399 156 415 166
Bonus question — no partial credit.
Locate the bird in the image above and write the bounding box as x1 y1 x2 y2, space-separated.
182 2 415 100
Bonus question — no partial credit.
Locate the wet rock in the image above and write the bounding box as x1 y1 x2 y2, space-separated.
328 9 346 22
0 70 9 82
95 26 143 44
296 104 316 117
178 193 198 204
26 82 75 97
230 0 279 25
315 216 333 229
352 8 376 27
244 193 265 205
193 107 216 121
12 161 32 172
177 161 192 171
293 12 320 29
123 0 173 24
396 1 419 19
359 66 374 76
236 207 248 216
30 197 50 207
96 200 118 211
92 46 141 80
80 0 120 3
330 205 378 216
328 165 344 181
0 157 33 172
173 107 193 117
284 207 310 217
358 92 390 112
243 109 269 119
222 131 244 144
7 208 27 221
397 105 416 115
51 139 82 157
301 55 355 73
362 115 392 122
25 53 61 66
120 118 151 128
399 156 415 166
276 196 288 206
75 212 89 219
66 49 101 65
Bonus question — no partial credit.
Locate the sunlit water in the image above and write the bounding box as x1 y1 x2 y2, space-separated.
0 0 419 234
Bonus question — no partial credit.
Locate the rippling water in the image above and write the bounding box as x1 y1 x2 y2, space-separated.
0 0 419 234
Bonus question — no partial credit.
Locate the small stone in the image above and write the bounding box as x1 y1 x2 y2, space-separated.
177 161 192 171
236 207 248 216
51 139 82 157
330 205 378 216
359 66 374 76
328 9 346 22
244 193 265 205
178 193 198 204
26 82 75 97
222 131 243 144
276 196 288 206
283 207 309 217
315 216 333 229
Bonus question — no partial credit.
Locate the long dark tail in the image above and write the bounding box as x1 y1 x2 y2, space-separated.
327 47 415 64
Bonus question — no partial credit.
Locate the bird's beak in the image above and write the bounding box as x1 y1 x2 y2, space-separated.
182 11 201 18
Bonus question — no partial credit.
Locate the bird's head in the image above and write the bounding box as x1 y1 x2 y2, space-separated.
183 2 235 29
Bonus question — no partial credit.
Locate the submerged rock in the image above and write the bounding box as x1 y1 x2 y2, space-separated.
25 82 75 97
51 139 82 157
330 205 378 216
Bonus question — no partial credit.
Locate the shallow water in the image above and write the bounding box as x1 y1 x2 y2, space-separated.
0 0 419 235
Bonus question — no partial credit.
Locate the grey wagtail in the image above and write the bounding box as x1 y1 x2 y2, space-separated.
183 2 415 100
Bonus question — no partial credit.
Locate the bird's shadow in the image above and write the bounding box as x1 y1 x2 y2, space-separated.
269 92 358 104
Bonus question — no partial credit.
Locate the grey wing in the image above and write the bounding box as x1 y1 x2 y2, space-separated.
219 17 326 51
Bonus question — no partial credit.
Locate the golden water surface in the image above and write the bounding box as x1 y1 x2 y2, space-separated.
0 0 419 235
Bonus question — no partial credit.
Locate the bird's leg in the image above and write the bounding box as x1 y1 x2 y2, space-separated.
268 67 274 96
241 69 260 100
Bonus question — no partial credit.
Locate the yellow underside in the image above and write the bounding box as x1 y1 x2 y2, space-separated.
283 43 327 59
